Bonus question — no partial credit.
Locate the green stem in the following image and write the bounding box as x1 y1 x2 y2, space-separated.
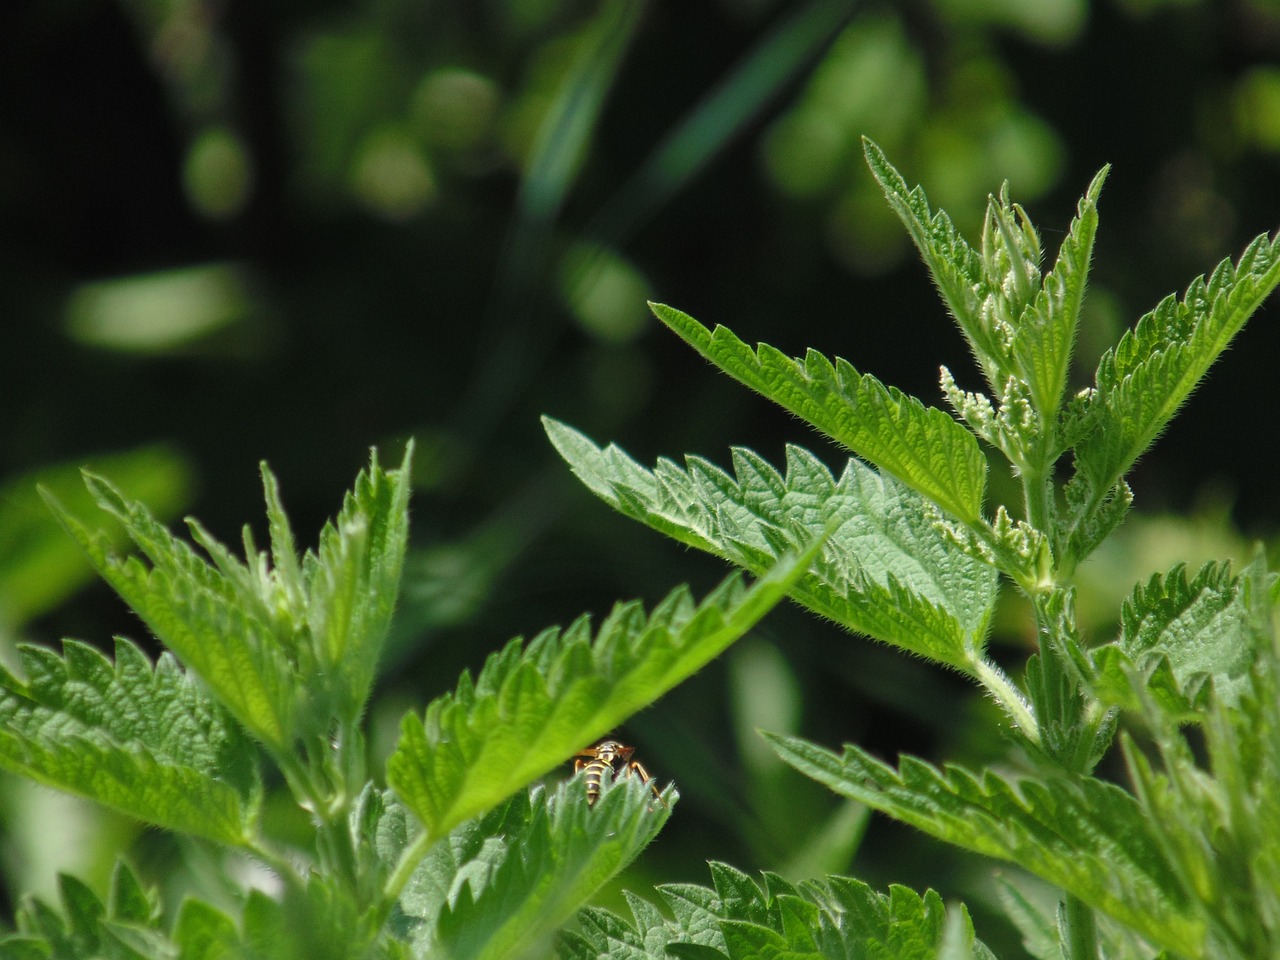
1022 463 1055 547
973 658 1040 746
1063 894 1099 960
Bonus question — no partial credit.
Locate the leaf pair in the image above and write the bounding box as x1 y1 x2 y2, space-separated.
40 448 411 756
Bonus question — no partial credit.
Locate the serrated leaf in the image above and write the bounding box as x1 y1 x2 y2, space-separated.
407 778 672 960
43 480 298 751
1010 167 1106 422
0 638 259 845
765 732 1204 956
303 446 412 723
862 138 1000 388
650 303 987 523
546 419 997 671
1091 561 1256 718
1104 553 1280 959
0 445 192 630
557 861 989 960
41 446 412 750
387 543 818 840
1073 230 1280 506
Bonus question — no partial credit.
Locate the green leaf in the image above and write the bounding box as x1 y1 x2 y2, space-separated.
172 899 244 960
0 445 193 630
387 543 819 841
994 877 1060 960
1071 229 1280 512
43 478 299 751
4 868 183 960
107 862 158 928
1091 561 1257 719
302 446 412 723
766 732 1204 957
546 418 997 671
861 138 998 388
408 778 672 960
1107 554 1280 959
558 862 993 960
0 638 259 845
650 303 987 524
41 445 413 750
1010 166 1106 422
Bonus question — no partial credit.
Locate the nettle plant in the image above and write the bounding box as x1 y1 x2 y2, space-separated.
2 142 1279 960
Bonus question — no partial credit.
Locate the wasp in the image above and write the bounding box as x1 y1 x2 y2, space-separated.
573 739 664 807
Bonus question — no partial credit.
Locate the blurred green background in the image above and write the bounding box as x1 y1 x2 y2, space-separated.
2 0 1279 952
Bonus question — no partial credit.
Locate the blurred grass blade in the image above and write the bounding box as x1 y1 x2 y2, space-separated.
460 0 643 440
587 0 854 246
515 0 643 229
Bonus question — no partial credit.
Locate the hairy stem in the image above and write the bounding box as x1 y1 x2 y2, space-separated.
972 658 1040 745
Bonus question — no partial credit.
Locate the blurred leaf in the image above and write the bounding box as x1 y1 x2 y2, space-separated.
588 0 854 246
184 126 252 221
64 264 255 355
1 864 197 960
0 446 192 630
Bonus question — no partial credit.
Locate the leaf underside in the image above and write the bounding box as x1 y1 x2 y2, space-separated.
766 733 1204 956
545 418 997 672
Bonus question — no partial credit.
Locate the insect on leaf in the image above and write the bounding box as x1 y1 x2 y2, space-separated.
387 539 821 842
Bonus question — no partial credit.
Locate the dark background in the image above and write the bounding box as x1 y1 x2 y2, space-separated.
1 0 1278 951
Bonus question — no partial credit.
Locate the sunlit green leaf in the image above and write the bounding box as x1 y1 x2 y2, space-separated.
41 446 412 750
1091 560 1257 719
558 861 993 960
406 778 672 960
387 544 819 842
651 303 986 524
1070 230 1280 523
546 418 996 671
862 138 1001 389
0 446 192 630
1011 166 1106 422
0 638 259 845
766 733 1203 956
